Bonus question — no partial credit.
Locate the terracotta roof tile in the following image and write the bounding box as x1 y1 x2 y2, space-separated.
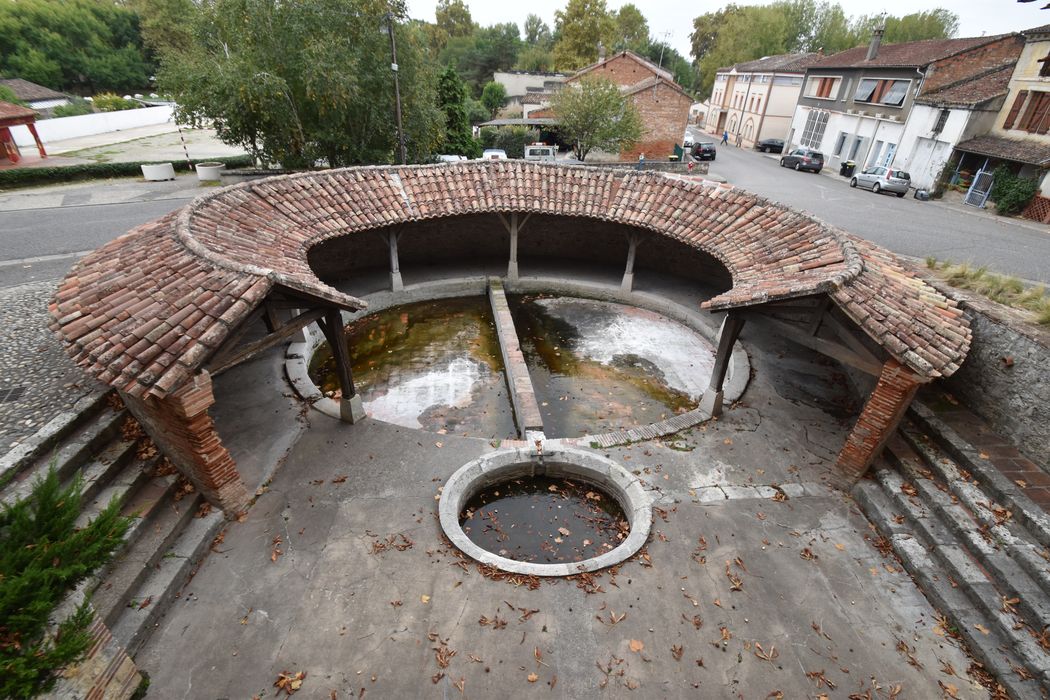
51 162 971 399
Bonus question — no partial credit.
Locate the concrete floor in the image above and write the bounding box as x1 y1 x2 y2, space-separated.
134 270 991 698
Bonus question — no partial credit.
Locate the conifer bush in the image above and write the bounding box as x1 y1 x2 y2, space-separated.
0 469 131 698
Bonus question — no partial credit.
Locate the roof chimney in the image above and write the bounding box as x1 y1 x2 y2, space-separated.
598 42 606 62
866 24 885 61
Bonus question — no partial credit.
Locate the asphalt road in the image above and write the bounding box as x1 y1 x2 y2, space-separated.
690 125 1050 284
0 196 193 288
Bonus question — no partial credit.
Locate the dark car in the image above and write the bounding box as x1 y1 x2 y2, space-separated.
780 148 824 173
693 142 716 161
755 138 784 153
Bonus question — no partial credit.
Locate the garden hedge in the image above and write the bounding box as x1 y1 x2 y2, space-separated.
0 155 255 190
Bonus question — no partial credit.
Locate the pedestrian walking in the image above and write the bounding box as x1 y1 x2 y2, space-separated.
721 130 729 145
735 132 742 148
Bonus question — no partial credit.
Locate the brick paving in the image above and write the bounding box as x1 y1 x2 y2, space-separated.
0 280 101 449
922 387 1050 511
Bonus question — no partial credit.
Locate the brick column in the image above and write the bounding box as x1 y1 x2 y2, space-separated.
120 371 250 516
836 359 923 483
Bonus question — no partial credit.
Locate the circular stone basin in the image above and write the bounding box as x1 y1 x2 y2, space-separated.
440 447 651 576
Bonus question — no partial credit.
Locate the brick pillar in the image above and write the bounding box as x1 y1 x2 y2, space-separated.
836 359 923 483
121 371 250 516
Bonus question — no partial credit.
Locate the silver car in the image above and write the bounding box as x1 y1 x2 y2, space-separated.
850 166 911 197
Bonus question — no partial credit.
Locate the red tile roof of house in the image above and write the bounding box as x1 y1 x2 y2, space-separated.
50 163 971 399
917 63 1015 107
0 100 37 121
570 50 674 84
955 135 1050 167
0 78 66 102
810 34 1013 69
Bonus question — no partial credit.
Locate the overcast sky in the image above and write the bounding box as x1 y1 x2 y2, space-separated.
405 0 1048 58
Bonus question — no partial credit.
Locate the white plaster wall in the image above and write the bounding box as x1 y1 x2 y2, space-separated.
792 107 905 170
10 105 174 147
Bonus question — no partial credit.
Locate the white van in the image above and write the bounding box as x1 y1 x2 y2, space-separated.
481 149 508 160
523 143 556 162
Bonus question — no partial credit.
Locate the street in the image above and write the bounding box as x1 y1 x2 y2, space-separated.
689 124 1050 284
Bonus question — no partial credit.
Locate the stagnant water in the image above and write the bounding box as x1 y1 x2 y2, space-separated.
309 295 716 438
308 297 516 438
511 295 714 437
459 475 628 564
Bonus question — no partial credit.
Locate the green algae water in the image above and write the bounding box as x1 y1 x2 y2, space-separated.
309 297 516 438
509 295 713 438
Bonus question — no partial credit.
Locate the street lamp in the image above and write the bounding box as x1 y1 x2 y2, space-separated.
382 11 407 165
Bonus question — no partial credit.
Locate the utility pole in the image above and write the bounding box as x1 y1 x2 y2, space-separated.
657 30 672 68
385 11 407 165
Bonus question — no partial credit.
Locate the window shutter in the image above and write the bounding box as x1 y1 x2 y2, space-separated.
1004 90 1028 130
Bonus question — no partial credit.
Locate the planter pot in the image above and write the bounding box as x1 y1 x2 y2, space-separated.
140 163 175 181
195 162 225 182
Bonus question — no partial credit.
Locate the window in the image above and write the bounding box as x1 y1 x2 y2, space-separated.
879 81 909 106
773 75 802 86
805 76 839 99
854 79 878 102
1020 91 1050 134
800 110 829 148
932 109 949 134
755 97 761 113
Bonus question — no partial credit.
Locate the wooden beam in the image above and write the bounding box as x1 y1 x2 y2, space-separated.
208 308 326 377
820 310 883 367
321 309 356 398
743 311 884 376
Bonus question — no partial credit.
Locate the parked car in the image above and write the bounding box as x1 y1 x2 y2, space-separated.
780 148 824 173
481 149 508 160
523 143 556 162
435 154 467 163
755 138 784 153
693 142 716 161
849 166 911 197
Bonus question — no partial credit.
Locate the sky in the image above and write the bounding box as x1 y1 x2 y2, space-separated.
405 0 1049 59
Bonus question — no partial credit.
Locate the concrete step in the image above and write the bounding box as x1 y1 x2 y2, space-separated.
0 403 127 506
108 504 224 657
854 476 1048 698
909 401 1050 548
91 477 197 630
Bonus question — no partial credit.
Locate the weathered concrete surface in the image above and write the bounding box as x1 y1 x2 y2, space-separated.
134 317 990 698
488 281 544 436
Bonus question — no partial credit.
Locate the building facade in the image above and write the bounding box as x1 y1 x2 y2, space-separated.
492 70 568 112
704 53 821 147
787 31 1024 182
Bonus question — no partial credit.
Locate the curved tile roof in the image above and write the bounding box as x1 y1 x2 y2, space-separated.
50 162 970 399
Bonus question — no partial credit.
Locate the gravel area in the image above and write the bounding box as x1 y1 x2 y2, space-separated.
0 280 101 450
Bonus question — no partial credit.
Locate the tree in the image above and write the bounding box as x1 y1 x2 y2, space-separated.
0 0 152 93
481 81 508 117
0 86 24 106
159 0 444 168
437 66 480 157
439 23 522 95
551 76 642 161
639 42 698 94
128 0 196 56
552 0 615 71
612 4 649 52
436 0 474 39
0 469 131 698
524 14 552 47
516 46 555 72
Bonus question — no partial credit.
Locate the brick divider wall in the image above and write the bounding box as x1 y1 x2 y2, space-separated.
836 359 923 483
120 371 250 516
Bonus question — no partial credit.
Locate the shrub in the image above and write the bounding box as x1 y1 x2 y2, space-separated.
990 165 1038 216
0 155 254 190
91 93 139 112
493 126 539 159
479 126 498 149
51 97 94 118
0 468 132 697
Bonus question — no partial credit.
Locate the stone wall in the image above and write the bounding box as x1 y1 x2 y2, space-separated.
934 288 1050 466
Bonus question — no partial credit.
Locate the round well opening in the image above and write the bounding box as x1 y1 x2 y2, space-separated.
439 447 651 576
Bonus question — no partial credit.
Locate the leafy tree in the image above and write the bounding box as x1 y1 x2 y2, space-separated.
464 96 491 125
435 0 475 39
551 76 642 161
492 125 539 158
128 0 197 56
524 14 553 48
439 23 522 95
0 469 132 698
516 46 555 72
159 0 444 168
853 10 959 45
437 66 480 157
612 4 649 52
552 0 615 71
638 42 699 94
0 0 151 93
481 81 508 117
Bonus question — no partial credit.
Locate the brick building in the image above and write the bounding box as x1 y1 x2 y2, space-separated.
563 50 693 159
787 30 1024 180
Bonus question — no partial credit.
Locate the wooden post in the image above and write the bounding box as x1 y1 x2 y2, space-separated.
621 233 640 292
321 309 365 423
699 313 745 417
26 122 46 158
388 231 403 291
507 213 519 282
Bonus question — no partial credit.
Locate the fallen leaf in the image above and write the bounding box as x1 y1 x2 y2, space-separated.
527 673 538 683
671 644 684 661
421 595 431 604
137 596 153 610
558 527 571 537
974 623 990 635
629 639 644 653
274 671 306 695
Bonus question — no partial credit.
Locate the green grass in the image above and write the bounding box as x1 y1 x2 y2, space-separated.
926 257 1050 325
